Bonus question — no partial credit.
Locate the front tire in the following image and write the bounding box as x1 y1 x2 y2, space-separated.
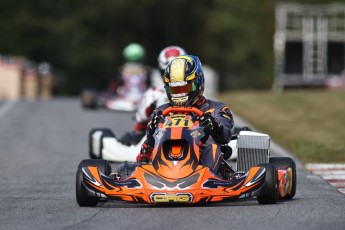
256 163 278 204
76 159 112 207
269 157 296 200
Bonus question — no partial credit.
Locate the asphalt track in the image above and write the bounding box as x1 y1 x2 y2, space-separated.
0 98 345 230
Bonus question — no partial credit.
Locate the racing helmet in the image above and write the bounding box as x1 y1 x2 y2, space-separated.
123 43 145 62
158 46 186 71
163 55 205 106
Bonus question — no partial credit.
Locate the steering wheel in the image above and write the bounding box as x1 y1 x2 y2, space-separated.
162 106 203 117
162 106 209 144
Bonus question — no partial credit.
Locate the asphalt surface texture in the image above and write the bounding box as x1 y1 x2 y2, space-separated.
0 98 344 230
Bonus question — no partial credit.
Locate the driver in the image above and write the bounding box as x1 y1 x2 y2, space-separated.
119 46 187 145
116 43 150 99
136 55 234 174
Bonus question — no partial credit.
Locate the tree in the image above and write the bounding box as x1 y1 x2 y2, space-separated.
0 0 279 93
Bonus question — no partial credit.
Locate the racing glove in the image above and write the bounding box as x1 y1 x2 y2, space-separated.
147 111 164 136
136 140 153 163
145 102 157 117
133 122 147 132
199 113 222 137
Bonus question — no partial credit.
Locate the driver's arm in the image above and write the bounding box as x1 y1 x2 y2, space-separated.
211 105 234 144
145 104 169 147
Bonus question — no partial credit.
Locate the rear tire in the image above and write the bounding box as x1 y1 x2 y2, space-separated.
256 163 278 204
269 157 297 200
81 89 98 109
76 159 112 207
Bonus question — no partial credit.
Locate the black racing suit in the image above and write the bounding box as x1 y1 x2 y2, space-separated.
145 97 234 174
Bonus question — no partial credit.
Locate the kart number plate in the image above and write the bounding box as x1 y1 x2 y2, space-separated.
163 118 192 128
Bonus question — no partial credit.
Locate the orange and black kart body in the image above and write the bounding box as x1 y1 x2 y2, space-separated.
76 107 296 206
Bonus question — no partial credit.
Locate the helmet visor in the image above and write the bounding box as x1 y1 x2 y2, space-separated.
166 82 197 95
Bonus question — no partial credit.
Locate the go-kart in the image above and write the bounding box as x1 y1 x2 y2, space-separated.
80 88 141 112
80 65 148 112
104 84 145 112
76 107 296 206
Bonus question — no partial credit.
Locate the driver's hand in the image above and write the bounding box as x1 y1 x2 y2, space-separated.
145 101 157 117
136 141 153 163
199 113 219 136
148 111 164 135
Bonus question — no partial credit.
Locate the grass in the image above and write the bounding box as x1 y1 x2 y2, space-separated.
219 89 345 163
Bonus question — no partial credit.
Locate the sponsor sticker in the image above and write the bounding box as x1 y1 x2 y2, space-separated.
150 193 193 203
190 130 202 138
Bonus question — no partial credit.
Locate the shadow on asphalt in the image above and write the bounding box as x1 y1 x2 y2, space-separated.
91 198 299 209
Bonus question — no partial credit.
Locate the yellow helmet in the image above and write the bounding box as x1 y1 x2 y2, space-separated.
163 55 205 106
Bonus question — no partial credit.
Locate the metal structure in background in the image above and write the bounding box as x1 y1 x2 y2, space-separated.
273 3 345 91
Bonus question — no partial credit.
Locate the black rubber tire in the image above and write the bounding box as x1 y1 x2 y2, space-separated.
256 163 278 204
89 129 115 159
233 126 252 135
89 129 99 159
269 157 297 200
117 161 137 179
76 159 112 207
81 89 98 109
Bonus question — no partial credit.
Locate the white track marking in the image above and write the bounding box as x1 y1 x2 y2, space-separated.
0 100 17 119
339 188 345 194
305 163 345 170
329 181 345 188
321 175 345 180
312 171 345 175
306 163 345 196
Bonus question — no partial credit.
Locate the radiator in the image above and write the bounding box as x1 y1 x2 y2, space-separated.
236 132 270 172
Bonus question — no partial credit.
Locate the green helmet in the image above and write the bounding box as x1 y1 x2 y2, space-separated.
123 43 145 62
